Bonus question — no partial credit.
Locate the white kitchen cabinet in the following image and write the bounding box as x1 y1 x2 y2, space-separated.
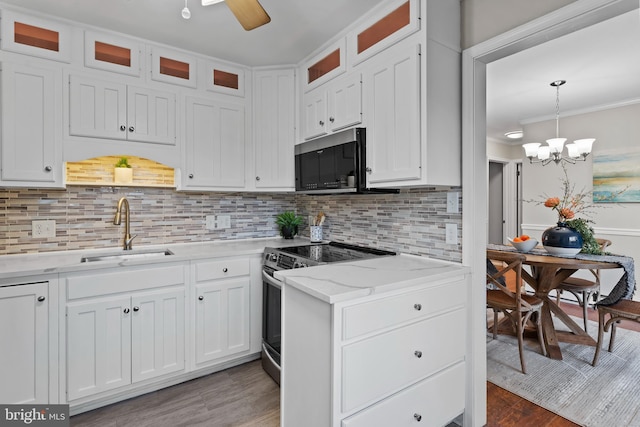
1 61 64 187
64 264 186 401
192 258 251 367
282 275 467 427
0 282 49 404
302 72 361 140
362 44 422 185
182 95 246 190
252 68 295 190
69 75 176 145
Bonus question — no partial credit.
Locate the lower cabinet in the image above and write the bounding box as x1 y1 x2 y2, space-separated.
0 281 50 404
282 276 467 427
64 264 187 401
192 257 251 367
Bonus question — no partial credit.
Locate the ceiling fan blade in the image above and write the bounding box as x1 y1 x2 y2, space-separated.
224 0 271 31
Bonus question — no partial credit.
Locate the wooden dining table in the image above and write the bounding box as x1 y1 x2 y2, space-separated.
509 251 623 360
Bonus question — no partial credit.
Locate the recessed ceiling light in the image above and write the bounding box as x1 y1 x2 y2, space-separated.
505 131 523 140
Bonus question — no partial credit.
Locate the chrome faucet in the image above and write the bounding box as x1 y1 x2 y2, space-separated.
113 197 136 250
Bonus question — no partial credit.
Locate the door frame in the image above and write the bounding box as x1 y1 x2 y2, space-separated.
461 1 638 425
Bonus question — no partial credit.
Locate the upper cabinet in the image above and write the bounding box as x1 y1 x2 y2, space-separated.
252 68 296 190
84 31 142 76
150 46 197 88
1 61 64 187
202 60 246 98
347 0 420 66
302 72 362 140
0 10 72 63
69 75 176 145
182 95 246 190
303 39 346 92
299 0 461 187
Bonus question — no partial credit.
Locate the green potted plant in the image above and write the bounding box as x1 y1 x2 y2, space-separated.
114 157 133 184
275 211 303 239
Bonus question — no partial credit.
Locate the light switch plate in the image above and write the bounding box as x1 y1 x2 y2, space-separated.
205 215 216 230
447 192 459 213
215 215 231 229
445 223 458 244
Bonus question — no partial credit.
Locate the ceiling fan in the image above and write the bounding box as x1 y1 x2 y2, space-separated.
202 0 271 31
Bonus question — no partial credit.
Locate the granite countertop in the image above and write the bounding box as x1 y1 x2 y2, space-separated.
275 253 470 304
0 237 309 281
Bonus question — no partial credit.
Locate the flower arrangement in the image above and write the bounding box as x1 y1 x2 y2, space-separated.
536 164 624 255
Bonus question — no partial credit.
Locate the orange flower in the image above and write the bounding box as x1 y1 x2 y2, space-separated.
544 197 560 208
559 208 574 220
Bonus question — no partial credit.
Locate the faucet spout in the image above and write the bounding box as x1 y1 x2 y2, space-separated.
114 197 136 250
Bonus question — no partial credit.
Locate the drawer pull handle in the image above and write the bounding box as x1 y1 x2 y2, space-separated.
223 267 228 273
414 350 422 358
414 413 422 422
414 303 422 311
198 296 204 301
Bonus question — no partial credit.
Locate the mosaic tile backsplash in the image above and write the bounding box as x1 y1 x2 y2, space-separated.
0 186 462 262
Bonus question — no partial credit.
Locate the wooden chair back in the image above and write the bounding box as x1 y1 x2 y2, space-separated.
486 250 532 311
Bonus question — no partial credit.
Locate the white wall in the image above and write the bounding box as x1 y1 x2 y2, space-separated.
521 102 640 298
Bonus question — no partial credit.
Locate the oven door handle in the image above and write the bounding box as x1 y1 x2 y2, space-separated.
262 269 283 289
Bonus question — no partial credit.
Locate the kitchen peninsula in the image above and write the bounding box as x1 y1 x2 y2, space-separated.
277 254 469 427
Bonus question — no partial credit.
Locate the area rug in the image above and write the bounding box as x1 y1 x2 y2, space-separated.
487 317 640 426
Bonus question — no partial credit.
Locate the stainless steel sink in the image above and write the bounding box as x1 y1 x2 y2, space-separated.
80 249 174 263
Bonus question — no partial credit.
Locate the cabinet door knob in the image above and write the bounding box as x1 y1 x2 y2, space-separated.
319 120 324 126
256 176 260 181
198 296 204 301
37 296 46 302
120 125 126 131
133 306 140 312
188 174 194 179
44 166 52 172
414 413 422 422
366 167 372 173
414 350 422 358
414 303 422 311
329 116 335 123
223 267 228 273
128 126 134 132
124 308 130 314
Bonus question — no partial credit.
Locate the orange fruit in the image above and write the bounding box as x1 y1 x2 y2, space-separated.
520 235 530 241
513 237 523 242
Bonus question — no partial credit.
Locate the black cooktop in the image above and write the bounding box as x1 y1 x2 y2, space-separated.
278 241 395 264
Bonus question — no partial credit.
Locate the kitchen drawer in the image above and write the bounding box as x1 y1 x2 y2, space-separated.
342 278 465 340
195 258 250 282
341 308 465 413
66 265 185 299
341 362 465 427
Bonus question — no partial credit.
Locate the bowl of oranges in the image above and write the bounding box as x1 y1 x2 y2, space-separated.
508 234 538 253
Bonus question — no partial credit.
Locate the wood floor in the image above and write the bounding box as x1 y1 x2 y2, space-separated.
70 300 634 427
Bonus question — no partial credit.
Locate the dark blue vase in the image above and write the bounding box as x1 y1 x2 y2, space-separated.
542 222 583 256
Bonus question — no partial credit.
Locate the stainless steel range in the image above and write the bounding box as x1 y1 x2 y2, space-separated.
261 241 396 384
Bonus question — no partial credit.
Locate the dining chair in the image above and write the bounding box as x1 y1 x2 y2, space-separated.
592 299 640 366
555 238 612 333
486 249 546 374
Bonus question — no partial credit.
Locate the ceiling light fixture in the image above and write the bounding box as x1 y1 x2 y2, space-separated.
522 80 595 166
505 130 523 140
181 0 191 19
202 0 225 5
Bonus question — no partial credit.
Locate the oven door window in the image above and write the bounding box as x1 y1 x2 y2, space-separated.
263 279 281 357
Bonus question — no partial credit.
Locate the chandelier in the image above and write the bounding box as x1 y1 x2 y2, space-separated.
522 80 595 166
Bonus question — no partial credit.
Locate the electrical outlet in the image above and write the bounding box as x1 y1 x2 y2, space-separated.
447 192 459 213
445 223 458 244
32 219 56 238
205 215 216 230
216 215 231 229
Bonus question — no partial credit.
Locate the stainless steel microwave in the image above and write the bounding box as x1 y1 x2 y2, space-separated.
294 128 397 195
